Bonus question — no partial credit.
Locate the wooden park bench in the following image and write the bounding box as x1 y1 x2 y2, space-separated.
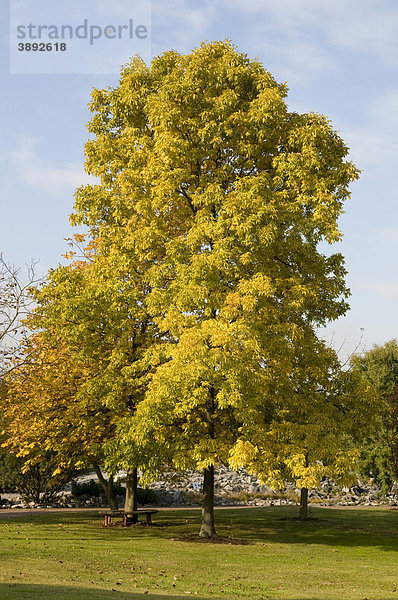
102 509 158 527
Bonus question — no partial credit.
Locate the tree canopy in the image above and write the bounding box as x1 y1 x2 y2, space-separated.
351 339 398 489
65 40 366 536
3 41 374 537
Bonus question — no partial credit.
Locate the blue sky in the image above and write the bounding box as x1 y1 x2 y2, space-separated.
1 0 397 359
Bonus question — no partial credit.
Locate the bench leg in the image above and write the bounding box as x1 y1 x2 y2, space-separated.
146 513 152 524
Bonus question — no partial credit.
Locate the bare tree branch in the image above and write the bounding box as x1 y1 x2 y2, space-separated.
0 253 42 377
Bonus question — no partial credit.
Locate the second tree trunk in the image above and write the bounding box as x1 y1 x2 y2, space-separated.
124 468 138 524
92 463 118 511
199 466 216 538
299 487 309 520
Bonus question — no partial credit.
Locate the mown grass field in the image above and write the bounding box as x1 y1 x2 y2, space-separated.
0 506 397 600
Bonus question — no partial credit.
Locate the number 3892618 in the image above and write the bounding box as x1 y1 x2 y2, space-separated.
18 42 67 51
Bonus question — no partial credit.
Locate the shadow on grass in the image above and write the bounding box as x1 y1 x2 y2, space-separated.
0 583 223 600
108 506 398 552
0 512 99 526
2 506 398 552
222 506 398 551
3 584 391 600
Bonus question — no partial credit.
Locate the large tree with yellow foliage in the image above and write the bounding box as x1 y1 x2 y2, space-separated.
42 41 371 536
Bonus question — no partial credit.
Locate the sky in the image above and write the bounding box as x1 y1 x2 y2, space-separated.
1 0 397 360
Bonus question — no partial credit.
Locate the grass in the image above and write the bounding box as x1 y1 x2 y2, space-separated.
0 506 397 599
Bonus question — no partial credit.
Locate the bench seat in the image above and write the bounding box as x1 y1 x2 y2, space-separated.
102 509 158 526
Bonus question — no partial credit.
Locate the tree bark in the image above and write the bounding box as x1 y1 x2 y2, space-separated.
124 468 138 523
92 462 118 510
299 487 309 520
199 466 217 538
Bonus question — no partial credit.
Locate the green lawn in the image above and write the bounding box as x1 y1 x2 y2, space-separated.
0 506 397 600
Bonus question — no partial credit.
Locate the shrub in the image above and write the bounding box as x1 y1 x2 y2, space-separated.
71 479 124 498
0 448 72 503
71 480 157 505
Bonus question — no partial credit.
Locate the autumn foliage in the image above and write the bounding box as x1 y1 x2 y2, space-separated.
2 42 378 535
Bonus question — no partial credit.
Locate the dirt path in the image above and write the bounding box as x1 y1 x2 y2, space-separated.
0 506 204 519
0 503 392 519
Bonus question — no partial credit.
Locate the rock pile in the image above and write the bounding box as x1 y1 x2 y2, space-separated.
0 491 108 510
147 466 286 506
147 466 398 507
2 467 398 509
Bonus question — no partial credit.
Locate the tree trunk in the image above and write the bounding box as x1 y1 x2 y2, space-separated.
92 462 118 510
299 487 309 520
199 466 216 538
124 468 138 523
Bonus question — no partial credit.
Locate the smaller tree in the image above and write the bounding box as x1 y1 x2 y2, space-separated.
24 235 161 516
0 448 73 504
351 339 398 490
229 337 378 520
2 329 120 509
0 380 73 504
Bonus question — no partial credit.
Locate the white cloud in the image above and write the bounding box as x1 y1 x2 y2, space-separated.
349 276 398 301
329 10 398 62
224 0 398 64
340 88 398 170
2 136 95 197
151 0 398 85
265 40 335 85
152 0 216 52
96 0 148 19
227 0 326 21
369 90 398 124
374 283 398 299
373 227 398 243
345 128 398 170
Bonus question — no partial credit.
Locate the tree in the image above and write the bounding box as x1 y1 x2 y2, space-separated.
27 238 161 516
2 326 122 509
227 335 377 519
0 448 73 504
351 339 398 490
70 40 360 536
0 377 75 504
0 254 40 377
